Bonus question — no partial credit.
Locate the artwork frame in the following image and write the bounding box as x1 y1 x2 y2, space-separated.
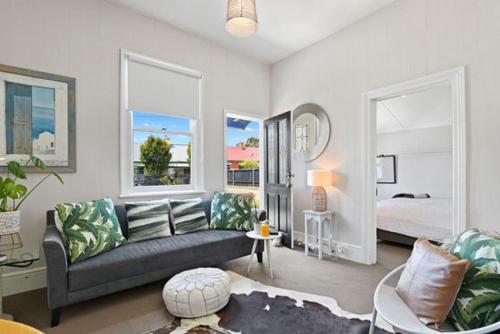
376 154 397 184
0 64 76 173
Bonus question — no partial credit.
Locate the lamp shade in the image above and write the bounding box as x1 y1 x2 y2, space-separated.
307 170 331 187
226 0 258 37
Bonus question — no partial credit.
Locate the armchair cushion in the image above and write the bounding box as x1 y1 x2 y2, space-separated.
396 238 471 328
448 229 500 330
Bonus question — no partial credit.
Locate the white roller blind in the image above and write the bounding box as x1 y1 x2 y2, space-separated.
127 58 201 120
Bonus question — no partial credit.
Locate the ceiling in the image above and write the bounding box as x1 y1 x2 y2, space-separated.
377 85 452 133
107 0 395 64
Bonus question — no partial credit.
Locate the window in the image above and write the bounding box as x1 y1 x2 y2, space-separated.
224 111 264 208
120 50 204 197
133 112 193 187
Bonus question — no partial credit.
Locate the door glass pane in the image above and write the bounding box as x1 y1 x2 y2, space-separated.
267 123 276 184
278 119 288 184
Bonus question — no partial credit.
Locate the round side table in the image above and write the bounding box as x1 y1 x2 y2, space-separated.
246 231 281 279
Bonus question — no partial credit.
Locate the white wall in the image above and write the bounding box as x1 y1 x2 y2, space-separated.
271 0 500 259
376 126 452 200
0 0 270 276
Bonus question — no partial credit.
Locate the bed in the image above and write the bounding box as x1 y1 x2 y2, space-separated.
376 197 452 245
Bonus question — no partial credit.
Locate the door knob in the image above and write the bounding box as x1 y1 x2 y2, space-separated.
286 172 295 188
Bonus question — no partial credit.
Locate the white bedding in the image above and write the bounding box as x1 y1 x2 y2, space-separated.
376 197 452 242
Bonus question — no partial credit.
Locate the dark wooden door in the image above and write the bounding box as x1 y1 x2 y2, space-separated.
264 111 292 248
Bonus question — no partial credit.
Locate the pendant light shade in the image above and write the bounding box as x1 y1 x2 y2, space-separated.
225 0 258 37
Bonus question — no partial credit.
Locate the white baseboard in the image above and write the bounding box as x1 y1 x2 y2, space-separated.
293 231 365 264
2 266 47 296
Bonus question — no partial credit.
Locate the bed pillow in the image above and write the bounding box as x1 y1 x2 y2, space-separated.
125 199 172 242
396 238 471 327
210 192 253 231
169 198 209 234
55 198 127 263
448 229 500 330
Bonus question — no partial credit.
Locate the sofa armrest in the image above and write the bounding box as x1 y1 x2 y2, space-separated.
252 209 267 222
43 225 68 309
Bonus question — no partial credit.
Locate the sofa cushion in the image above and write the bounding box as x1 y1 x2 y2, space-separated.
68 230 253 292
210 192 254 231
125 199 172 242
448 229 500 330
169 198 209 234
55 198 127 263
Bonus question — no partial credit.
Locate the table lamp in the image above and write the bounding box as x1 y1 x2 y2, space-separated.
307 170 331 212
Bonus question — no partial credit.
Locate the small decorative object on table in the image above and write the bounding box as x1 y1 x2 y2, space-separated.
260 222 270 237
250 196 261 234
307 170 332 212
0 156 63 247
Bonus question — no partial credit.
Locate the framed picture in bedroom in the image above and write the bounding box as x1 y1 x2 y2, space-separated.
376 154 396 184
0 64 76 172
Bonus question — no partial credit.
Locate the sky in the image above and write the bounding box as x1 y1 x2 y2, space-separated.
132 112 260 147
31 86 55 139
133 112 190 145
226 121 259 146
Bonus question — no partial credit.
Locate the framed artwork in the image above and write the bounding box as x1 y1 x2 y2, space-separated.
376 155 396 184
0 64 75 172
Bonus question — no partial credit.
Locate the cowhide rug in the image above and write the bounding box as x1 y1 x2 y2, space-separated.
147 271 393 334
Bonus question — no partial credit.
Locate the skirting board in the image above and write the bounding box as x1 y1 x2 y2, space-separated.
2 266 47 297
293 231 365 264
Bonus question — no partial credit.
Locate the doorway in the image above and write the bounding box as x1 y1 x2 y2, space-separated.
361 67 467 264
223 111 264 208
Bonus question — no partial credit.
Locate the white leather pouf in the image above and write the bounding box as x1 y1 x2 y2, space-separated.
162 268 231 318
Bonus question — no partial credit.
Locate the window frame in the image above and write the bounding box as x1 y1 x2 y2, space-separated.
119 49 205 198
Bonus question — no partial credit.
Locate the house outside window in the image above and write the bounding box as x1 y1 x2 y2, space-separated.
120 50 204 197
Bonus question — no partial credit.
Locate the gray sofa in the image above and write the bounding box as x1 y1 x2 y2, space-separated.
43 198 265 326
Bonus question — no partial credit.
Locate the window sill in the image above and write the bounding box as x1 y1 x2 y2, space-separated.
119 189 207 199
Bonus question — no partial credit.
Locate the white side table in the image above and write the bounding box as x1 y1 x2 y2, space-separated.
246 231 282 279
303 210 334 260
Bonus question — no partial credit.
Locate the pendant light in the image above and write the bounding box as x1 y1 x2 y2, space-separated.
225 0 258 37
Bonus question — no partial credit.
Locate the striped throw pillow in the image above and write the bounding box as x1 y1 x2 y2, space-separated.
125 200 172 242
169 198 209 234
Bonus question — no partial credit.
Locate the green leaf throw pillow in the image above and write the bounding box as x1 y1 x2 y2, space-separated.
55 198 127 263
448 229 500 330
210 192 253 231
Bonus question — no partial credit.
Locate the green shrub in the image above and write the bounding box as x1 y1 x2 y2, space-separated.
140 136 172 176
239 160 259 170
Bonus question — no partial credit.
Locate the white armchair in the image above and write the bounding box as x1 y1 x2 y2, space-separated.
369 264 500 334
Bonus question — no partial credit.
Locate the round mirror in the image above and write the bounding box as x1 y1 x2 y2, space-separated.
292 103 330 162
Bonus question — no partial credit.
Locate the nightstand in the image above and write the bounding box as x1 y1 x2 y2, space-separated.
303 210 334 260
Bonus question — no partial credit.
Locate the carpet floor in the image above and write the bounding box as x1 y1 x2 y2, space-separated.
4 242 410 334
